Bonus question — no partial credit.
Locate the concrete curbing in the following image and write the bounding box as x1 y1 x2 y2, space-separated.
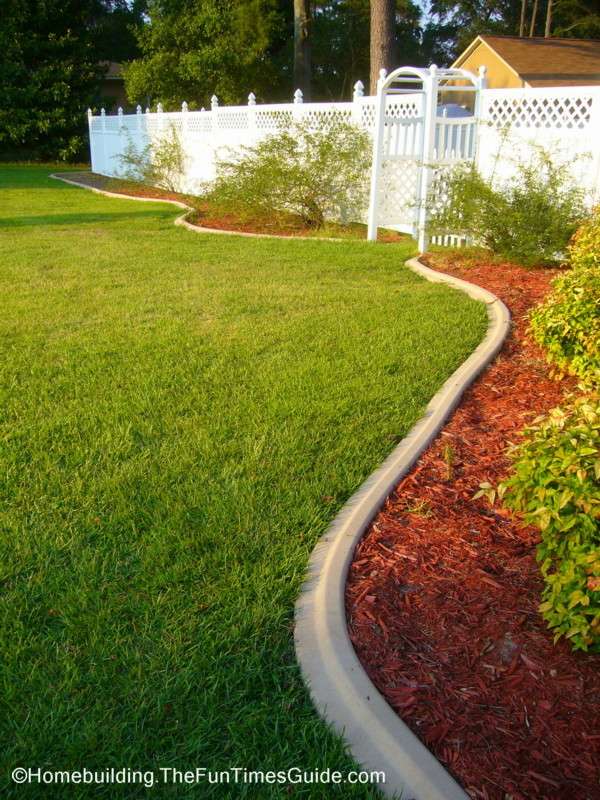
50 173 360 242
294 257 511 800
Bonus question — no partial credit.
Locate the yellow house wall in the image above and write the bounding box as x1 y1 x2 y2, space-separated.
456 41 525 89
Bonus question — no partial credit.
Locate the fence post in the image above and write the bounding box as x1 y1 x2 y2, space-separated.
210 94 219 134
367 71 388 241
181 100 188 138
416 64 439 253
353 80 365 102
293 89 303 123
472 65 488 175
87 109 94 172
100 108 106 175
352 80 364 125
248 92 257 139
136 104 142 132
588 87 600 202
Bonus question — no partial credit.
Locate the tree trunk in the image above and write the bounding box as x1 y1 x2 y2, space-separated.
529 0 539 35
519 0 527 36
370 0 396 95
545 0 553 36
294 0 311 100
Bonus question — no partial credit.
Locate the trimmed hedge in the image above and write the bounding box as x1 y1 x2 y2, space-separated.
500 394 600 652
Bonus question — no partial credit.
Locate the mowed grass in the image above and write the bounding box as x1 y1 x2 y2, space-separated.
0 165 487 798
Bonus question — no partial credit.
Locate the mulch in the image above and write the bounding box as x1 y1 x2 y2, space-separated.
59 172 406 241
345 253 600 800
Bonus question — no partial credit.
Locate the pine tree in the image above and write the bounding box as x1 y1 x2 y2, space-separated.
370 0 397 93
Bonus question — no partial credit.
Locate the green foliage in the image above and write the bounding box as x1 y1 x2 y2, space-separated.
569 206 600 271
124 0 429 106
124 0 289 107
206 120 371 228
311 0 423 99
0 0 145 161
529 266 600 386
117 125 185 192
500 394 600 652
430 153 586 266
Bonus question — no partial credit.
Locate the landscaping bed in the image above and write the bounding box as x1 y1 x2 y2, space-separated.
63 171 408 242
346 252 600 800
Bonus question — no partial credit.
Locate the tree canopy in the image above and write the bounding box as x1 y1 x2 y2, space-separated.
2 0 600 161
124 0 426 106
0 0 144 160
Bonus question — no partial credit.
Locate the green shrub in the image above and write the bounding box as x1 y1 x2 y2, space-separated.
117 125 185 192
205 120 371 229
529 267 600 385
429 152 585 266
500 393 600 652
569 206 600 270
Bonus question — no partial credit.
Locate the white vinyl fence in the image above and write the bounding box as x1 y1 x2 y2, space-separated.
88 69 600 247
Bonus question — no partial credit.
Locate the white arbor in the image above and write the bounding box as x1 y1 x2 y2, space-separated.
367 65 486 250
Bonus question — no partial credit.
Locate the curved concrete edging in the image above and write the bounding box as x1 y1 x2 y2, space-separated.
50 173 359 242
294 257 511 800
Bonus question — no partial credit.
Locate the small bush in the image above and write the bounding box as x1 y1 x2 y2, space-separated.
529 267 600 385
430 152 585 266
569 206 600 270
500 394 600 652
117 125 185 192
206 120 371 229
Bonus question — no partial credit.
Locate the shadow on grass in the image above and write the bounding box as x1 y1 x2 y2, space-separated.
0 166 88 190
0 211 169 228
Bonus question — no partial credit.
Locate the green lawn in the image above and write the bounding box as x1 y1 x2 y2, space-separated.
0 165 487 798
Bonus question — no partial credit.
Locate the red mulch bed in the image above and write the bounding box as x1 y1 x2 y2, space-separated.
63 172 405 242
346 254 600 800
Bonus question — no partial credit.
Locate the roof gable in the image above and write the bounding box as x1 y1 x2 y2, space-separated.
453 35 600 86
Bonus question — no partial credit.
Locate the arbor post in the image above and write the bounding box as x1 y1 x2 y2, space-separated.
416 65 439 253
367 70 388 241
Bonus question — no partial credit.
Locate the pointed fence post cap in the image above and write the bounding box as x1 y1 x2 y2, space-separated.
376 68 388 93
100 107 106 116
429 64 438 75
118 106 123 116
293 88 303 104
136 104 142 114
201 107 206 112
87 107 93 118
211 95 219 109
145 106 150 114
353 80 364 101
248 92 256 106
156 102 164 113
181 101 188 112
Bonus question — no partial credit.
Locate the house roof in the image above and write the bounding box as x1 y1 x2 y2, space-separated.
99 61 123 81
453 35 600 86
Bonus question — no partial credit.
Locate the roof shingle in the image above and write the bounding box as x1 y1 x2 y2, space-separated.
478 35 600 86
